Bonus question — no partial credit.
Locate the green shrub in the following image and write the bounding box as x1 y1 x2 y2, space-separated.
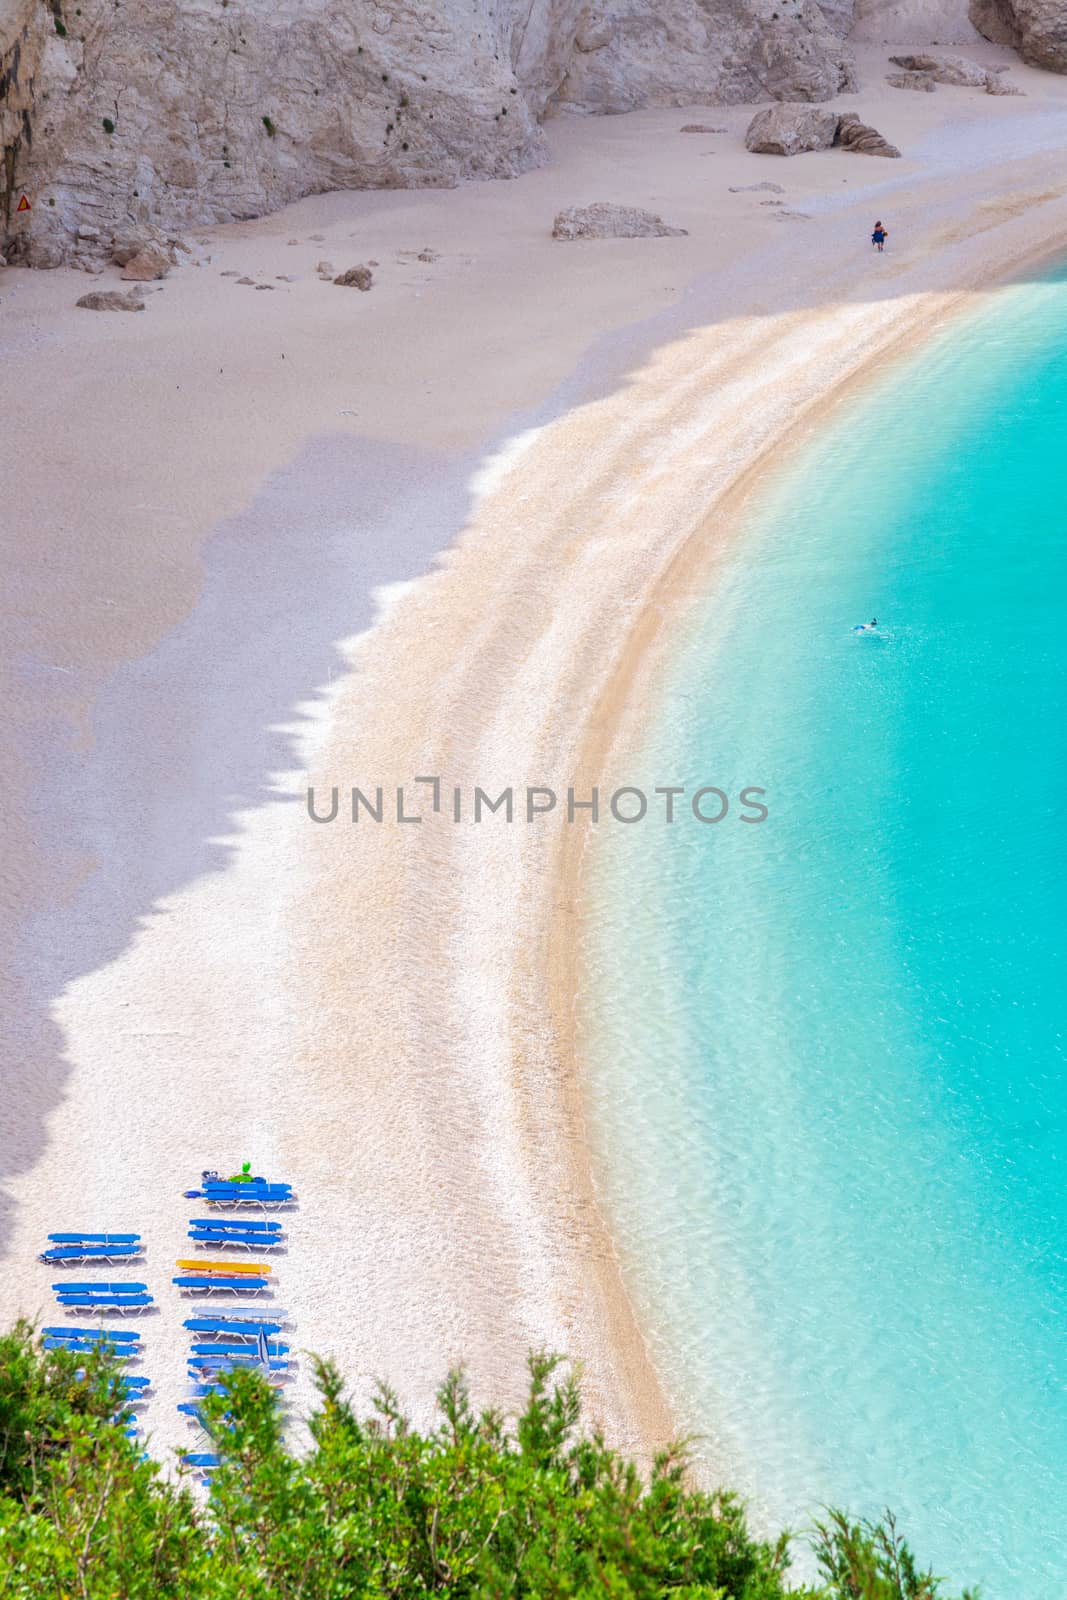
0 1321 977 1599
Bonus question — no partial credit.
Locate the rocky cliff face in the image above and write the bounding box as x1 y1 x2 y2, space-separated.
5 0 559 264
0 0 45 236
4 0 856 265
553 1 855 114
969 0 1067 70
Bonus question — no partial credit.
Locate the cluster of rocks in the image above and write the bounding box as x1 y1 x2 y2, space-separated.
744 102 900 157
886 52 1022 94
66 224 188 278
72 223 192 307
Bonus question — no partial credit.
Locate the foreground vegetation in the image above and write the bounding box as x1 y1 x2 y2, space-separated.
0 1322 975 1598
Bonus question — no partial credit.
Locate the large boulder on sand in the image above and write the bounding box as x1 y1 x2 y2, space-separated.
551 203 687 239
120 246 172 281
333 265 374 289
76 290 146 311
744 103 841 155
969 0 1067 70
836 112 902 156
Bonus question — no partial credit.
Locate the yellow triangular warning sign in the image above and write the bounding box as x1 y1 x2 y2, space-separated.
16 194 31 212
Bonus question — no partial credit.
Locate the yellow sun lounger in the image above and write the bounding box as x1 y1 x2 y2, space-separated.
175 1259 272 1276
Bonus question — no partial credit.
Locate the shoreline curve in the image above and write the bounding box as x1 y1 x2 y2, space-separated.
542 223 1067 1465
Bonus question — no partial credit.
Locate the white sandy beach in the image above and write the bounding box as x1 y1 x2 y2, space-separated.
4 41 1067 1470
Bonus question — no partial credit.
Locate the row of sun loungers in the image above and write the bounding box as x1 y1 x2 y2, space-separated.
38 1172 297 1470
40 1239 151 1438
177 1180 298 1464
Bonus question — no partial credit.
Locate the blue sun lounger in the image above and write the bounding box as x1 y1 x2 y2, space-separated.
189 1218 282 1234
177 1400 222 1419
183 1317 284 1339
55 1297 151 1310
188 1221 283 1235
48 1232 141 1244
190 1340 288 1358
200 1182 295 1209
187 1229 283 1251
55 1280 150 1292
187 1381 284 1399
188 1353 288 1372
201 1176 292 1189
53 1282 148 1293
43 1326 141 1344
172 1275 269 1295
55 1292 153 1314
94 1382 149 1409
41 1243 143 1264
43 1337 136 1359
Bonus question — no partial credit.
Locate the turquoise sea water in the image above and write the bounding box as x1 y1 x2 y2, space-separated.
582 265 1067 1596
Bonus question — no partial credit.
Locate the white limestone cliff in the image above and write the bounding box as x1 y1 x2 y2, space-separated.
1 0 863 263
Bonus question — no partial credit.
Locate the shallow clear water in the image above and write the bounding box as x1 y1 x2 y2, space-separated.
582 265 1067 1597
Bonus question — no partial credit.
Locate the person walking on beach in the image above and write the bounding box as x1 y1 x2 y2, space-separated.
872 220 888 252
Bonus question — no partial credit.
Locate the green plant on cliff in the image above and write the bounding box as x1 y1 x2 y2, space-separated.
0 1320 977 1599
